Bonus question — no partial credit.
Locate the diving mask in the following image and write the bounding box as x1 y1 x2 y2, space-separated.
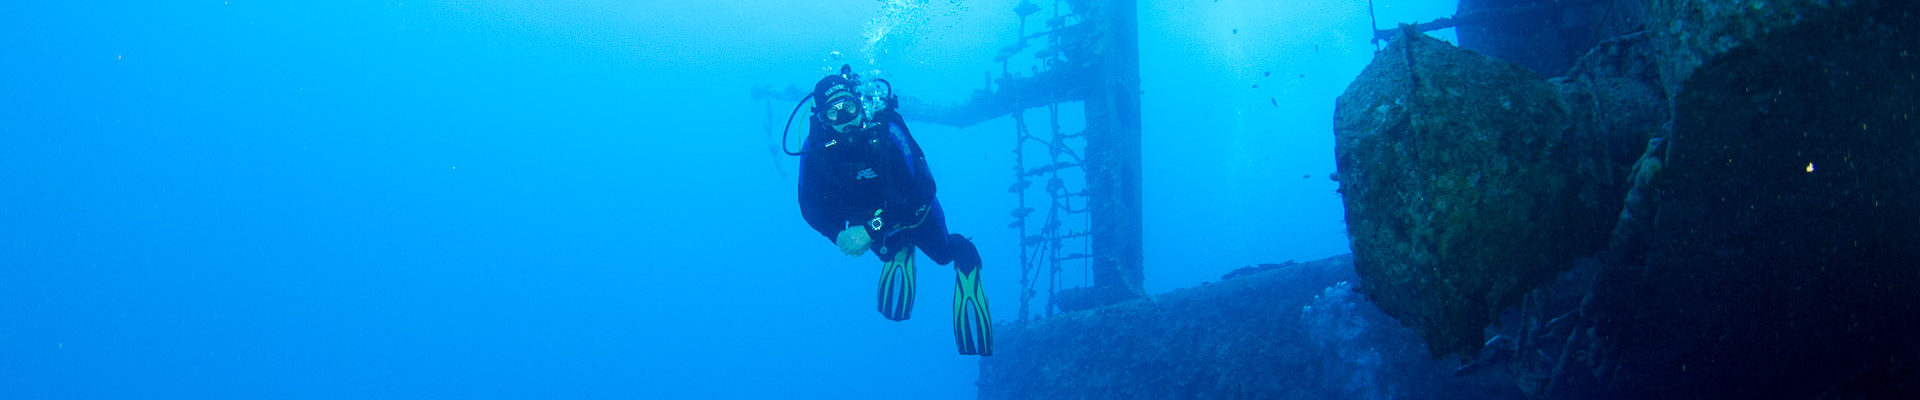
823 90 865 134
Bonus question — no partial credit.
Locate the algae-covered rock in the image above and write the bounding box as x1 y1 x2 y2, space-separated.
1333 30 1604 358
1591 1 1920 397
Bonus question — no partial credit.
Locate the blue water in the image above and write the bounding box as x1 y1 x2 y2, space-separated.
1 1 1455 398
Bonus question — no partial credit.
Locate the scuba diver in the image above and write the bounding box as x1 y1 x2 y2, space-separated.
789 65 993 356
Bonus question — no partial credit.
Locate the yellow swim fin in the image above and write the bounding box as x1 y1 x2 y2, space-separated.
952 260 993 356
876 247 917 321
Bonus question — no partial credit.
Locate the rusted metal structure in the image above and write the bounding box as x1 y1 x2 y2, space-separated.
909 0 1144 320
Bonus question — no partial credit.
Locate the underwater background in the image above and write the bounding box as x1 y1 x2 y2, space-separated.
0 0 1493 398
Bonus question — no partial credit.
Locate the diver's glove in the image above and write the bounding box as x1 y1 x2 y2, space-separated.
836 225 872 256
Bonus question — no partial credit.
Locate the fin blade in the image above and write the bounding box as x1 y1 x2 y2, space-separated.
877 248 917 321
953 267 994 356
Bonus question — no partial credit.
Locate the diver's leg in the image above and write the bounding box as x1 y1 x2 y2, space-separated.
873 201 943 322
887 199 992 354
909 199 991 355
911 200 958 265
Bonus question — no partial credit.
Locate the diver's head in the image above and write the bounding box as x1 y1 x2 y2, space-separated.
812 64 866 135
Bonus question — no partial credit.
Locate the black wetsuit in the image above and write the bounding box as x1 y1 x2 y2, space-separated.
797 108 976 266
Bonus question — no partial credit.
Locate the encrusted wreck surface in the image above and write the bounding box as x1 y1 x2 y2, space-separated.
976 1 1918 398
1553 32 1669 222
1325 2 1919 395
1332 30 1608 358
1588 0 1920 397
1645 0 1862 96
976 255 1522 400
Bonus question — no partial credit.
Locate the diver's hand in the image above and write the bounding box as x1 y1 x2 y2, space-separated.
836 226 872 256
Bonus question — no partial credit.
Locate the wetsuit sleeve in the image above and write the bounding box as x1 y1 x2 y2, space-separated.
799 149 856 242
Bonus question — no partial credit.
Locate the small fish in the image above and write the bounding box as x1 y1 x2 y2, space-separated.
1314 45 1320 53
1270 98 1277 107
1232 28 1238 34
1298 73 1307 78
1251 84 1260 89
1264 71 1271 77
